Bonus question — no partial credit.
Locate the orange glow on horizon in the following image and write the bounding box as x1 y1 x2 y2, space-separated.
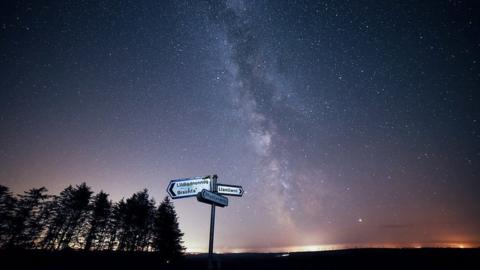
185 242 479 254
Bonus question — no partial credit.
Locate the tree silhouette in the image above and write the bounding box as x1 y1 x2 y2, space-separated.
84 191 112 251
107 199 126 251
61 183 93 249
42 183 93 250
8 187 50 248
0 185 17 248
117 189 155 251
152 196 185 261
40 194 65 250
0 183 185 256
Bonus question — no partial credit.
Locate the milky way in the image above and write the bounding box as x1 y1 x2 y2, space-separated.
1 0 479 251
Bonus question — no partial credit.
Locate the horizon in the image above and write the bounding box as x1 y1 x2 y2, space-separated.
188 243 480 254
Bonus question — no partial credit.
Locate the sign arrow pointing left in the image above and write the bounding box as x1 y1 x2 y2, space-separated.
167 176 212 199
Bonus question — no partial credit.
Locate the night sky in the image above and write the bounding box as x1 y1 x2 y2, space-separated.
1 0 479 252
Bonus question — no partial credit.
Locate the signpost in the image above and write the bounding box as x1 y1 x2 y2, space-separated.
166 174 243 270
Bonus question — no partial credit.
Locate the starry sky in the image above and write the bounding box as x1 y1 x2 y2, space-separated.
1 0 479 252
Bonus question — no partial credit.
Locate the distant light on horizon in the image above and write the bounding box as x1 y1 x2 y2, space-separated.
185 242 479 254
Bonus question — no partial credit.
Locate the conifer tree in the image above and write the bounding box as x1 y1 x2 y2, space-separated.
42 183 92 250
9 187 49 248
152 196 185 261
0 185 16 248
84 191 111 251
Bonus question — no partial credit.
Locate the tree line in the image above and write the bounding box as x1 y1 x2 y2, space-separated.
0 183 184 260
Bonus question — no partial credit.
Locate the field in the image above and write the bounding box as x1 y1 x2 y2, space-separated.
1 248 478 270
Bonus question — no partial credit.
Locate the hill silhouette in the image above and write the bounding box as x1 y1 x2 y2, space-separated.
0 248 478 270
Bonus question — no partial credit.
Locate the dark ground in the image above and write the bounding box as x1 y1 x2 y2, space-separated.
1 248 478 270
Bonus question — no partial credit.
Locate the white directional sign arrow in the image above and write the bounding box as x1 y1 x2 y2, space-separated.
167 176 211 199
216 183 244 197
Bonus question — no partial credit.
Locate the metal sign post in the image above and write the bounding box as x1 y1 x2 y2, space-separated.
208 175 217 270
166 174 244 270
